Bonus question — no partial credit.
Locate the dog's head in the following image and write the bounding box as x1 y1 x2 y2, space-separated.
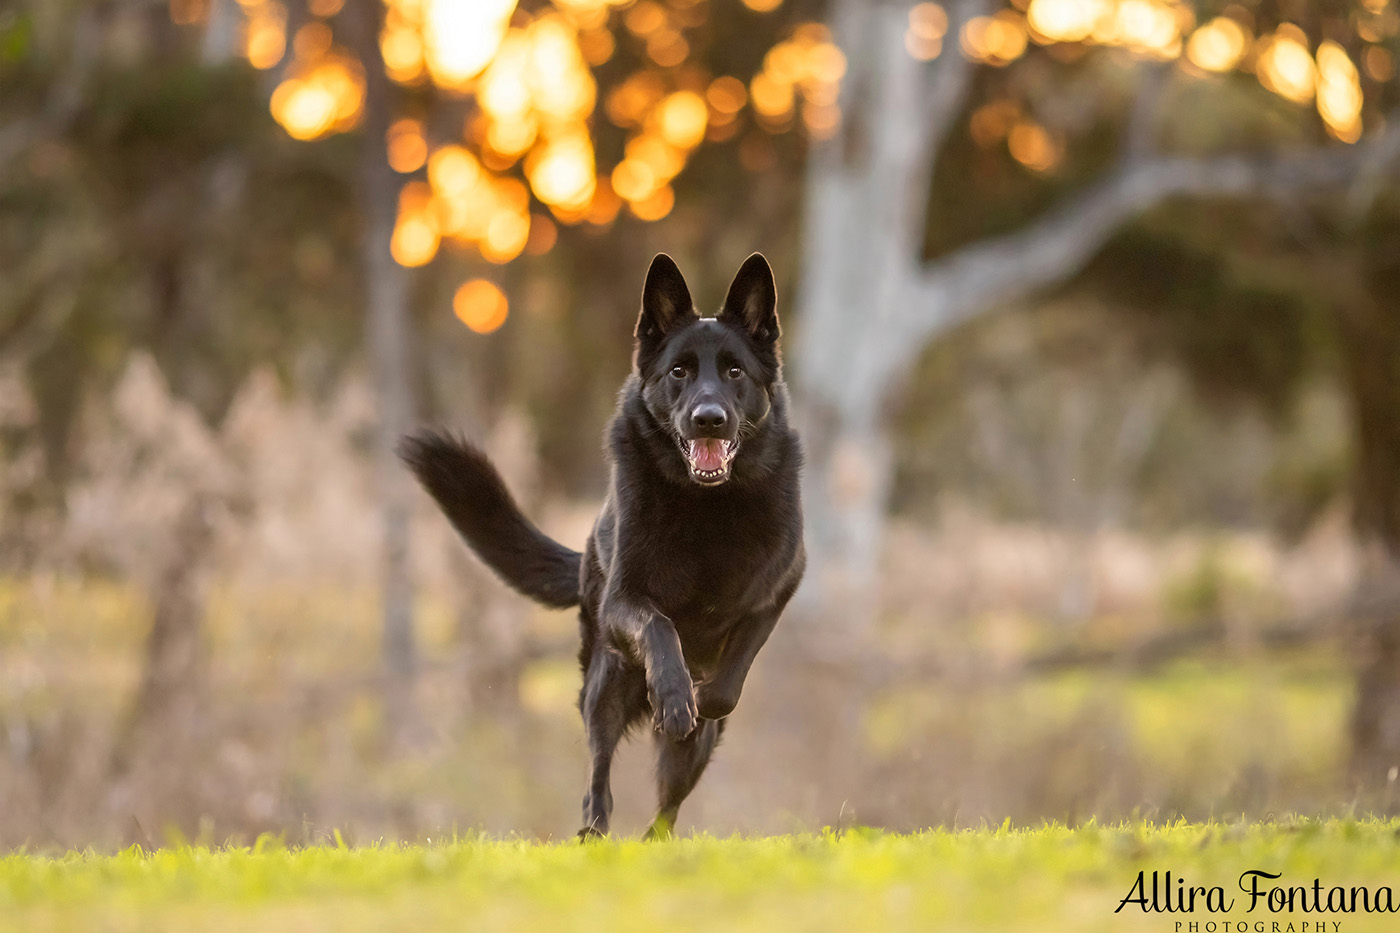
633 253 781 487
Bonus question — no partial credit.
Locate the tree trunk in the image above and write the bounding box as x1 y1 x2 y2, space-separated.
348 0 419 742
777 0 950 823
793 398 897 649
363 163 418 739
1336 285 1400 796
111 493 216 775
790 0 943 646
1349 566 1400 798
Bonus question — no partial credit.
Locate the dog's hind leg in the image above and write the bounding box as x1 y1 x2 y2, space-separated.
643 718 725 840
578 647 645 840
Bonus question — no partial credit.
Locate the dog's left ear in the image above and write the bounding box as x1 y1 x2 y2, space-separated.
719 253 778 344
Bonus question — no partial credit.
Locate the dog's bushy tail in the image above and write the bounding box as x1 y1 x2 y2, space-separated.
398 430 582 609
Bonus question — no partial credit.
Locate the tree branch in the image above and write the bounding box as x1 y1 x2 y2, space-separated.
880 124 1400 368
1123 60 1173 162
922 0 992 179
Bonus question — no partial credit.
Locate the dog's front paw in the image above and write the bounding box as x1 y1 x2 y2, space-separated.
650 680 697 739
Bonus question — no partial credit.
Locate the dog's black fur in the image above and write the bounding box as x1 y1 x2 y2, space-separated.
399 253 804 839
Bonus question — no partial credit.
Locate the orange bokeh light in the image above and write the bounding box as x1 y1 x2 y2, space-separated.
1185 16 1248 72
387 118 428 173
656 91 709 149
707 76 748 114
629 184 675 221
245 2 288 70
481 211 530 263
423 0 517 89
1008 121 1062 173
1257 28 1316 103
454 280 510 333
270 55 366 141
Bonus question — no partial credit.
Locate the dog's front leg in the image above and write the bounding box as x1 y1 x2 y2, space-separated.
603 593 697 739
695 608 781 721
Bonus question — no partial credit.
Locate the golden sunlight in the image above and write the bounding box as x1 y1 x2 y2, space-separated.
630 184 676 221
910 3 949 40
656 91 709 149
427 145 482 197
481 210 531 263
270 54 366 141
390 182 440 267
750 72 795 120
906 2 948 61
1008 121 1062 173
1364 46 1394 82
960 12 1029 66
1102 0 1185 58
454 280 510 334
625 1 668 37
707 76 748 115
526 133 597 215
422 0 517 90
751 26 845 133
526 16 597 125
487 113 540 160
244 0 287 70
1185 16 1248 72
607 71 666 127
1026 0 1110 44
1316 41 1363 142
587 180 623 226
970 99 1021 148
1257 28 1316 104
233 0 851 287
387 118 428 173
170 0 210 26
553 0 631 31
293 21 333 60
611 159 657 202
380 9 425 83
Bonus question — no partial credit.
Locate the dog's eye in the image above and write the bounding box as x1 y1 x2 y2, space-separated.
727 366 743 379
669 365 687 379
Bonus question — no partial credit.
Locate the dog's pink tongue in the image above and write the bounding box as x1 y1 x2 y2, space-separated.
690 439 724 471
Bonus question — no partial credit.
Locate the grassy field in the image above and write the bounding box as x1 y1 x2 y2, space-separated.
5 821 1400 932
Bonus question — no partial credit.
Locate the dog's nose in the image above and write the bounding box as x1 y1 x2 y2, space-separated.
691 403 727 431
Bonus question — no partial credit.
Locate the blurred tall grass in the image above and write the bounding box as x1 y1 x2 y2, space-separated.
0 569 1368 851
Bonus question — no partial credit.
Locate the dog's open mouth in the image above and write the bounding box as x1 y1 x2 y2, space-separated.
681 437 739 484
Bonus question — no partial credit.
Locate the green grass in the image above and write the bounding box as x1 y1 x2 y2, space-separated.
6 821 1400 932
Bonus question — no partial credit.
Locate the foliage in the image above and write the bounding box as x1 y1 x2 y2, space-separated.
0 50 366 489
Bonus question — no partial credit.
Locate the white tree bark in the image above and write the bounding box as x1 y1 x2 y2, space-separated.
791 0 985 646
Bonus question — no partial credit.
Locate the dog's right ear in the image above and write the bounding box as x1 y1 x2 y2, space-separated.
635 253 693 346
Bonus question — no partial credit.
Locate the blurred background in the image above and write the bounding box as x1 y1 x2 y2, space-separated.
3 0 1400 849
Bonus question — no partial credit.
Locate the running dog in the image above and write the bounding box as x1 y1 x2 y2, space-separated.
400 253 805 838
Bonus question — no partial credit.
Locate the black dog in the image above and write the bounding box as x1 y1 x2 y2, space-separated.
400 253 804 839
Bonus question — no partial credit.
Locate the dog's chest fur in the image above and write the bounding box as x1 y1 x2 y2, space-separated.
583 426 802 676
